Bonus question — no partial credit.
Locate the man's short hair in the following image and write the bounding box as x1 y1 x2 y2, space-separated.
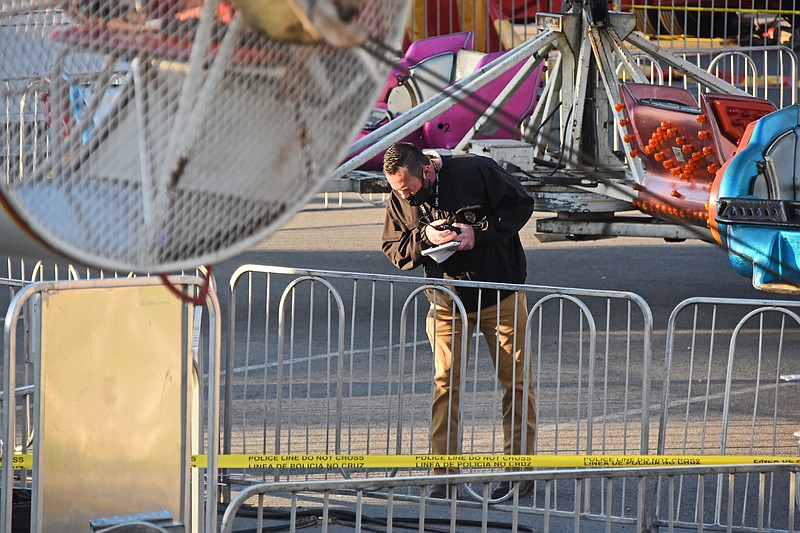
383 142 430 177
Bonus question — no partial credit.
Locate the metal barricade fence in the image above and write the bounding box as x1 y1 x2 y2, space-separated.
0 275 222 533
0 258 91 485
223 265 654 526
657 296 800 532
402 0 800 53
0 268 37 479
621 45 797 108
612 44 797 153
219 464 799 533
0 257 77 470
0 256 217 531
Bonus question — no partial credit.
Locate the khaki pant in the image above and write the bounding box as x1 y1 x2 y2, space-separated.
426 292 536 475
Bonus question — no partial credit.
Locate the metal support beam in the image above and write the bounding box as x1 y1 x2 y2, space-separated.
334 29 562 178
328 0 772 246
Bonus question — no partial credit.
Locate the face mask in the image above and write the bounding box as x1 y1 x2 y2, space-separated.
406 177 432 207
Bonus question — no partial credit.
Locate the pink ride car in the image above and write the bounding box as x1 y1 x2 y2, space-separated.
356 32 545 170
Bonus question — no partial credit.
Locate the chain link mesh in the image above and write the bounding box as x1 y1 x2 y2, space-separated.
1 0 407 271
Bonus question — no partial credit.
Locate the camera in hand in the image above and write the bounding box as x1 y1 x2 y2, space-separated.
433 223 461 234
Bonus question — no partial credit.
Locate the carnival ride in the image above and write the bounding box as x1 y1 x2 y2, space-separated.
0 2 416 530
353 31 545 170
334 2 800 294
1 0 800 291
0 2 799 529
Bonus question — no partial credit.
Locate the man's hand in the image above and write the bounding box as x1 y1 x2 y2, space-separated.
425 219 458 245
452 223 475 251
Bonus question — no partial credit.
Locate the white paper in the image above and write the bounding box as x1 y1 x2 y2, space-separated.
421 241 460 263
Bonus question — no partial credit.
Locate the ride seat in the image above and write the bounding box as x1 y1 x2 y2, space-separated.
422 49 540 149
756 126 800 201
454 49 485 80
409 52 457 103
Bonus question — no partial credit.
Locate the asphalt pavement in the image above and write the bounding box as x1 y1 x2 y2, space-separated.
217 192 794 330
216 192 800 533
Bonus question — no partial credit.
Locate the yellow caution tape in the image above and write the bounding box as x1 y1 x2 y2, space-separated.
0 455 33 469
190 454 800 469
1 454 796 470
